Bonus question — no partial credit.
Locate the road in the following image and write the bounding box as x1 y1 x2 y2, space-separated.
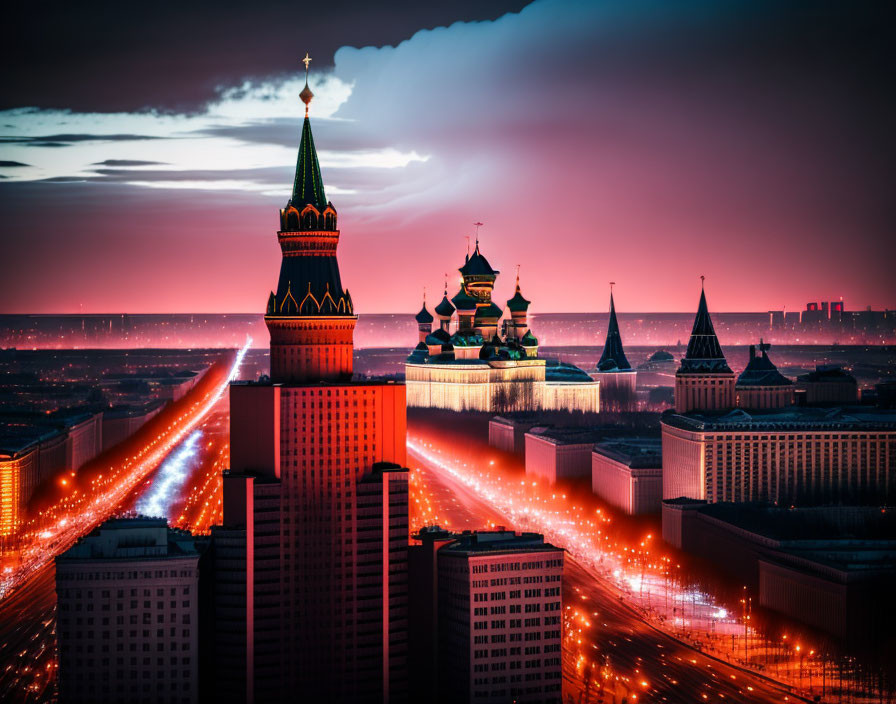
408 439 808 704
0 345 244 703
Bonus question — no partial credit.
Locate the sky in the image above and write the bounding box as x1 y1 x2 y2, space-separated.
1 0 894 315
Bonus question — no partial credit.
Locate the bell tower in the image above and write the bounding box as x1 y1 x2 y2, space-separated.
264 56 356 383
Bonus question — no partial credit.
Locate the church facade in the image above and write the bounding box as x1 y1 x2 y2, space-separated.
405 243 599 413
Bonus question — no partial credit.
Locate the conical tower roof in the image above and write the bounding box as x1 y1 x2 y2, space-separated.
596 292 631 371
289 116 328 211
680 286 732 373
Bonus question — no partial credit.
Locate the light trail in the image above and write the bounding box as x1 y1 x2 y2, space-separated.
406 436 851 702
135 430 203 518
0 338 250 601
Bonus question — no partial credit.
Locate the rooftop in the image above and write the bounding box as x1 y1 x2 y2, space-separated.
593 437 663 468
438 529 563 556
662 406 896 432
57 516 200 562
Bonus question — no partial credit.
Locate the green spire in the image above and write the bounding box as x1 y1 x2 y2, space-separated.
290 116 328 211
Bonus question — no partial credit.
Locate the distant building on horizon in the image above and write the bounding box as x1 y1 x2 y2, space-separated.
796 364 858 405
55 516 201 704
409 527 564 704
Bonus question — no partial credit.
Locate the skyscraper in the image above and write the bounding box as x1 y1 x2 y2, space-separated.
674 281 735 412
210 61 409 704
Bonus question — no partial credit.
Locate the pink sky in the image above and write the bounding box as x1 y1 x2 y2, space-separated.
1 0 893 314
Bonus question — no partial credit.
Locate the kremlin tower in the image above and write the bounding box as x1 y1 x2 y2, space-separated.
213 57 409 704
674 279 735 412
264 67 355 383
592 285 637 411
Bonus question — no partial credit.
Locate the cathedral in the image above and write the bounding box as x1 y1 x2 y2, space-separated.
405 240 599 413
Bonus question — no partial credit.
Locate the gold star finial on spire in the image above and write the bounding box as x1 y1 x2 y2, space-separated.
300 53 314 116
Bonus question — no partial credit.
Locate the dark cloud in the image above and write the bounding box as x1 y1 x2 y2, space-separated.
0 161 28 167
1 0 530 113
91 159 168 167
1 134 162 146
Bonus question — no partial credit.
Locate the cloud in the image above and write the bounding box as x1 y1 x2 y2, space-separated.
1 133 162 145
92 159 168 167
0 0 893 316
0 160 28 167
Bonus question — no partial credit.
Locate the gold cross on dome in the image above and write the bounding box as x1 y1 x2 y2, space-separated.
302 53 312 72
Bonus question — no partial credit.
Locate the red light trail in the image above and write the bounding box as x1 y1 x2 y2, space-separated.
407 433 884 703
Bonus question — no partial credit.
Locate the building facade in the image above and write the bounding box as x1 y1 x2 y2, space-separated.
592 438 663 515
210 67 410 704
409 528 564 704
55 517 201 704
661 407 896 505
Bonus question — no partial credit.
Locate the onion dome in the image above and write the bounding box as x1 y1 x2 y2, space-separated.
459 241 499 277
506 273 530 313
434 277 455 318
425 328 451 346
435 295 455 318
679 281 732 374
521 330 538 347
736 342 792 387
474 302 503 321
415 303 434 324
451 288 478 312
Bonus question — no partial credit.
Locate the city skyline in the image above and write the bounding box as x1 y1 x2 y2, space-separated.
2 0 894 315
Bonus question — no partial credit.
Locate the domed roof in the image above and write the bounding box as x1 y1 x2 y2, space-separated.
434 294 455 318
425 328 451 345
459 242 499 278
521 330 538 346
451 288 478 311
648 349 674 362
474 302 503 320
415 304 434 324
736 343 792 387
545 361 593 383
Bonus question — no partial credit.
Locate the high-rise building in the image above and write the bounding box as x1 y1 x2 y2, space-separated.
409 528 564 704
210 63 410 704
55 517 202 704
661 406 896 504
674 282 735 413
592 287 637 411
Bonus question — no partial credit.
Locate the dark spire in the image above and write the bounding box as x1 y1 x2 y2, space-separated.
597 288 631 371
290 117 328 211
289 56 327 211
680 283 732 373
